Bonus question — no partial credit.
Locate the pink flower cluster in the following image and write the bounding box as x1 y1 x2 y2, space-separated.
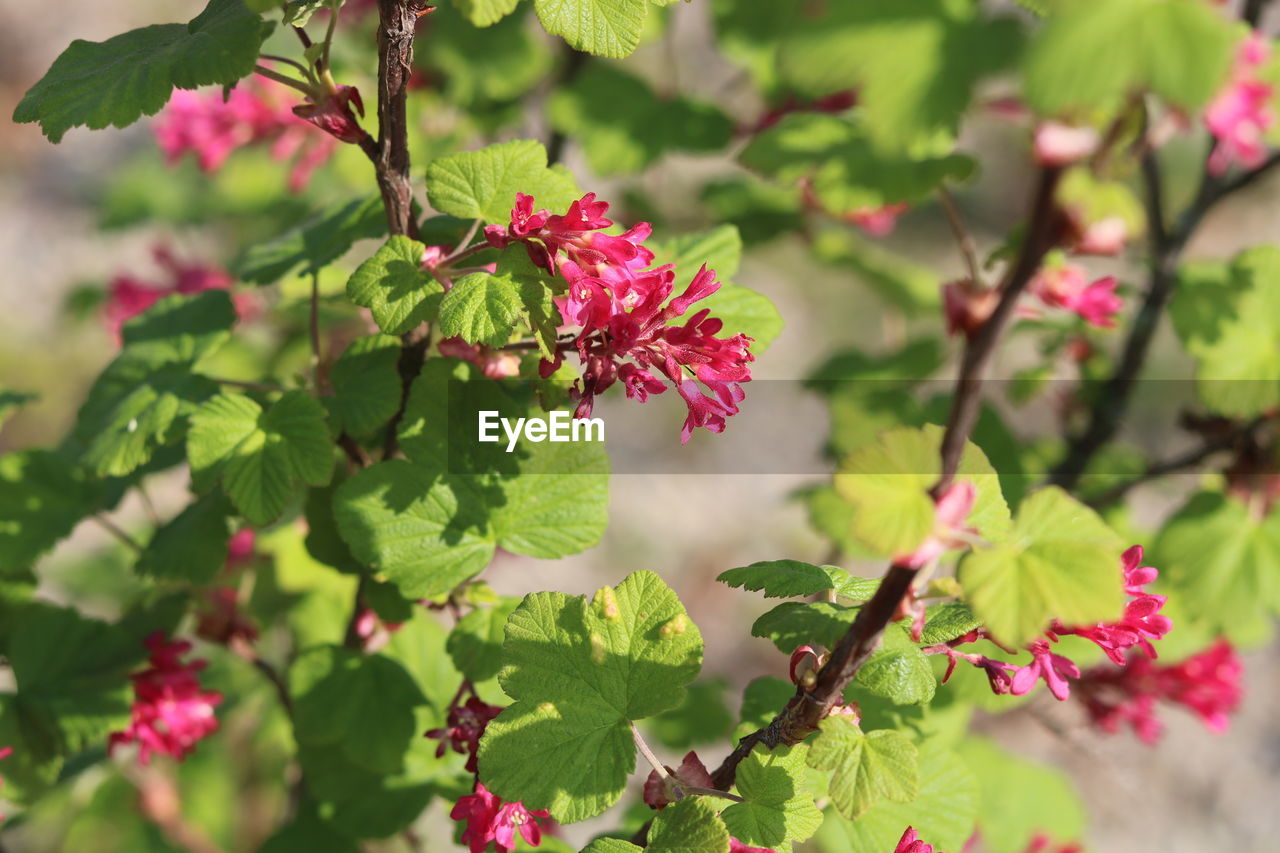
452 782 550 853
1076 638 1243 744
108 633 222 765
103 246 254 344
927 546 1173 703
485 193 755 443
1205 31 1275 176
153 73 365 192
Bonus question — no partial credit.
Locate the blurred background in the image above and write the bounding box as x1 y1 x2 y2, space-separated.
1 1 1278 851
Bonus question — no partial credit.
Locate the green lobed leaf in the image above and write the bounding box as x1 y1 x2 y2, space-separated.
13 0 268 142
649 678 736 749
346 237 445 336
439 271 524 347
1023 0 1234 115
833 424 1011 560
960 486 1125 646
956 737 1085 853
69 290 234 477
814 743 978 853
290 645 427 776
649 225 743 280
919 601 983 646
453 0 522 27
646 797 731 853
742 113 975 215
533 0 649 59
426 139 582 224
722 744 822 851
135 490 233 583
447 597 522 682
582 841 643 853
478 571 703 822
806 715 919 819
752 601 857 652
1170 249 1280 418
424 4 554 105
325 334 405 436
235 195 386 284
187 391 334 525
0 450 102 572
718 560 880 600
855 624 936 705
776 0 1022 150
547 64 734 176
1154 490 1280 645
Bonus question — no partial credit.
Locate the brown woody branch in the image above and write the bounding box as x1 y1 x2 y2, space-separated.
706 168 1066 792
372 0 423 239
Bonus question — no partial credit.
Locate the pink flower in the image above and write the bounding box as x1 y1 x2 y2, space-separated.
1049 545 1172 664
942 279 999 338
351 607 404 653
226 527 256 569
292 85 367 144
108 633 222 765
845 203 909 237
425 693 503 773
487 193 754 443
895 481 977 569
1205 31 1275 176
1071 215 1128 256
0 745 11 821
893 827 936 853
1026 263 1123 327
153 73 342 192
1021 834 1084 853
1033 122 1100 167
103 246 252 344
450 782 549 853
643 750 716 808
1010 640 1081 701
1077 639 1242 744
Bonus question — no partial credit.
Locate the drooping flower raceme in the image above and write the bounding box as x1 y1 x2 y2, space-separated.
103 246 254 344
426 692 504 773
108 633 222 765
926 545 1173 704
153 73 357 192
486 193 755 443
1076 638 1243 744
1205 31 1275 176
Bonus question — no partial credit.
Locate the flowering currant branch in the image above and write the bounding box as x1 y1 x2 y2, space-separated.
707 167 1066 793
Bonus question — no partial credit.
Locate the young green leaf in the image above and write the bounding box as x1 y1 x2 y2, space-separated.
426 139 581 223
751 601 858 652
346 237 445 335
956 737 1085 853
187 391 334 525
645 797 731 853
438 271 523 347
454 0 522 27
721 744 822 851
581 841 643 853
855 624 935 705
961 487 1125 646
919 602 983 646
446 598 522 683
13 0 268 142
533 0 649 59
478 571 703 822
325 334 404 436
834 424 1011 560
718 560 879 600
806 715 919 819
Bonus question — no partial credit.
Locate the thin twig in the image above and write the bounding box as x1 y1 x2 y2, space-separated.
1086 414 1272 507
259 53 316 80
92 513 143 552
337 433 372 468
936 185 981 284
253 64 313 95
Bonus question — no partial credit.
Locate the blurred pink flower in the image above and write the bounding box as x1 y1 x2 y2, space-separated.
108 633 222 765
1033 121 1100 167
1205 31 1275 175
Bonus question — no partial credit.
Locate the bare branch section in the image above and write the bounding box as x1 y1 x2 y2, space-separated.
374 0 423 239
708 168 1066 791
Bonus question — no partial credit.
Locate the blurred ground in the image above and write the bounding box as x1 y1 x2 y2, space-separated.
1 2 1278 852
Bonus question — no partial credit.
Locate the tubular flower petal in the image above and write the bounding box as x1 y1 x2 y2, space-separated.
893 826 936 853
